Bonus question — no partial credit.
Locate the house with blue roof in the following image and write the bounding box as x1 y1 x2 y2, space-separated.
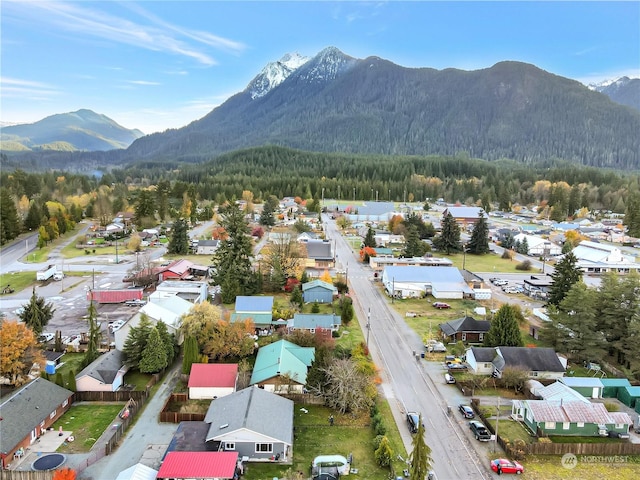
302 279 337 304
250 339 315 393
230 296 274 331
288 313 341 339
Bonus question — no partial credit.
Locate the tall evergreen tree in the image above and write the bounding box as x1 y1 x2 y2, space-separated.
623 192 640 237
18 288 55 336
168 218 189 255
134 189 155 226
408 414 432 480
156 320 176 366
66 370 77 392
403 225 428 258
363 226 377 248
211 204 256 303
432 213 461 254
0 187 20 244
182 335 200 375
139 327 168 373
467 212 490 254
259 195 279 227
81 301 101 368
122 314 153 369
484 304 524 347
156 180 171 221
548 252 582 306
24 201 42 231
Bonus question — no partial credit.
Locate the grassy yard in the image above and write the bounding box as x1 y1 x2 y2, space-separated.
0 271 37 293
123 371 154 390
486 418 537 445
521 455 640 480
53 352 86 379
23 230 80 263
53 403 124 453
243 402 407 480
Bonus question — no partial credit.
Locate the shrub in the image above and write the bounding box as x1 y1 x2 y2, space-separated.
515 260 532 271
502 250 513 260
603 401 620 412
373 434 385 449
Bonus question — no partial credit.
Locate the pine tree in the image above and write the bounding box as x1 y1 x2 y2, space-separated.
467 212 490 254
122 314 153 369
290 285 303 308
81 301 101 368
24 201 42 231
408 414 432 480
211 204 256 302
403 225 428 258
260 195 278 227
156 320 176 366
433 213 461 254
139 327 168 373
0 187 21 245
168 218 189 254
363 226 376 248
67 370 77 392
182 335 200 374
623 192 640 237
55 372 64 387
18 288 55 336
548 252 582 307
484 304 524 347
374 435 393 467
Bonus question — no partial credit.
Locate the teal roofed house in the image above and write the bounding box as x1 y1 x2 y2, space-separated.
230 295 274 332
302 280 337 304
250 340 315 393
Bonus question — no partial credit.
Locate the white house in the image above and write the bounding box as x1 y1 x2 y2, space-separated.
150 280 208 303
513 234 562 256
381 266 473 299
465 346 566 379
188 363 238 400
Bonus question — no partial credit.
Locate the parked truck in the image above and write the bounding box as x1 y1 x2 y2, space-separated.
87 288 144 304
37 264 58 281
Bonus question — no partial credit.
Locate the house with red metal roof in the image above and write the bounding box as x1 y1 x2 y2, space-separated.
188 363 238 400
156 451 238 479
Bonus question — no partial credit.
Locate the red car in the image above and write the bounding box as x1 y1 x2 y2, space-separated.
491 459 524 475
432 302 451 309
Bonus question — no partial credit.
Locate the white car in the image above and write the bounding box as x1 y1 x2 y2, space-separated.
38 332 55 343
109 320 126 332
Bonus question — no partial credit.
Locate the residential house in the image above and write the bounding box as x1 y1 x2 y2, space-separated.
297 232 318 243
151 280 208 303
442 206 484 226
522 275 554 296
75 350 129 392
512 399 632 437
0 378 73 468
513 234 562 256
304 239 334 269
158 260 209 282
559 377 604 399
230 296 274 331
373 232 405 247
250 339 315 393
302 279 337 304
156 451 239 480
571 240 640 274
373 247 394 258
113 211 135 227
204 386 294 462
188 364 238 400
439 316 490 344
381 266 473 299
288 313 341 340
195 240 220 255
115 463 158 480
465 347 566 379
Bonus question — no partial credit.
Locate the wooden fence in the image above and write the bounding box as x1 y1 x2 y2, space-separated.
0 472 54 480
159 393 205 423
279 393 325 405
73 390 147 402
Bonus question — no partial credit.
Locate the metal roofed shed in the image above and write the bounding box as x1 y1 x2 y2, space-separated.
617 386 640 408
559 377 604 399
600 378 632 398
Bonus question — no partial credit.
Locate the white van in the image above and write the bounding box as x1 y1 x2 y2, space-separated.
444 373 456 384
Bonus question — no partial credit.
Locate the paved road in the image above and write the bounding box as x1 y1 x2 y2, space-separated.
326 216 493 479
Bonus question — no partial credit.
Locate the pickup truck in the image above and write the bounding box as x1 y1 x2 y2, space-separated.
469 420 492 441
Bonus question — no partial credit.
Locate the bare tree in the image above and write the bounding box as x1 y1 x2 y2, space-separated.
319 358 376 414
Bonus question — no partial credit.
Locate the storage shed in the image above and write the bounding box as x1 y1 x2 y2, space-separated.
559 377 604 399
600 378 632 398
617 386 640 408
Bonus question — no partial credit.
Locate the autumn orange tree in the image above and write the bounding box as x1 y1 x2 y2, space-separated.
360 246 376 262
52 467 76 480
0 320 44 385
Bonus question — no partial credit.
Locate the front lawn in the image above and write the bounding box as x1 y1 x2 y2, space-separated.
486 418 537 445
53 403 124 452
547 435 625 444
243 402 408 480
521 455 640 480
439 251 536 274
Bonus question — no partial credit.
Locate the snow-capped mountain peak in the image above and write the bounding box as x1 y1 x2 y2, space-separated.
588 76 632 91
247 52 310 99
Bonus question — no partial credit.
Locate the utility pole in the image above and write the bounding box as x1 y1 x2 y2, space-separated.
494 397 500 453
366 308 371 347
115 235 119 264
392 277 395 304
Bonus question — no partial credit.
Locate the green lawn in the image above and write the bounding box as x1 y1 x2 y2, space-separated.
521 455 640 480
548 435 625 444
0 271 37 294
437 251 542 274
23 229 80 263
123 371 154 390
53 352 86 379
53 403 124 452
243 402 407 480
487 418 537 445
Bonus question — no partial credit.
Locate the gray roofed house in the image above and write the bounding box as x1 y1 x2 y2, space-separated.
195 239 220 255
0 378 73 468
75 350 129 392
288 313 342 338
204 386 294 462
304 240 334 269
439 316 491 343
465 347 566 379
381 266 473 299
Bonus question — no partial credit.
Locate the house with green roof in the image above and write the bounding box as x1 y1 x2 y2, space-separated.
302 279 337 304
250 339 315 393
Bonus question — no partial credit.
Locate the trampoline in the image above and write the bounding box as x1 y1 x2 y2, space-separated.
32 453 66 471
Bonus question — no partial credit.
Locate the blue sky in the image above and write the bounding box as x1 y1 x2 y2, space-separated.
2 1 639 134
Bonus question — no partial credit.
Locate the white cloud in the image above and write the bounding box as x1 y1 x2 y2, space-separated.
126 80 162 86
0 77 60 98
4 0 246 66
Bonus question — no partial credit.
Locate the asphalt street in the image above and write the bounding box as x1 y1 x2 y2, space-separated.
326 215 495 479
